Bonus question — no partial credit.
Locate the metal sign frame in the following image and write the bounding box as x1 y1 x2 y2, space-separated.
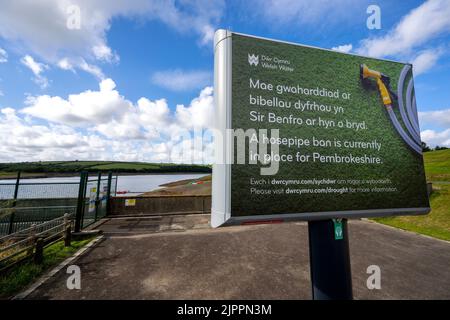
211 30 430 228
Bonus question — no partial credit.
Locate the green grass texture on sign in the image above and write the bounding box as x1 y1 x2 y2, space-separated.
230 34 428 216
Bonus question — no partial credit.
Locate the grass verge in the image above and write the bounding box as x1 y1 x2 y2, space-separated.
0 237 94 299
373 184 450 241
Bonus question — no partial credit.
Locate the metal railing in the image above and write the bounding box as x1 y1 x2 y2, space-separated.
0 182 80 200
0 171 117 234
75 172 113 230
0 206 77 236
0 213 73 272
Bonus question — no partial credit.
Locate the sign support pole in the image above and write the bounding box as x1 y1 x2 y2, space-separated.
308 219 353 300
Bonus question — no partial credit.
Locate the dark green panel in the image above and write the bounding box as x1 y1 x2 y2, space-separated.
230 34 429 217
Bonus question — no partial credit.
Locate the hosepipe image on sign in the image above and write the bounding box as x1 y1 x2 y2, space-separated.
211 30 430 228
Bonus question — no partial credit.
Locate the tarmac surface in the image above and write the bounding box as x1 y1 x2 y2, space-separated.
25 214 450 300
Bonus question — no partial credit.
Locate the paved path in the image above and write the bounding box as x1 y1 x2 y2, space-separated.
26 215 450 299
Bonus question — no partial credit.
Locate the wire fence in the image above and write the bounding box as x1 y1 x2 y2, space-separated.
0 184 15 200
0 213 74 271
19 182 80 199
81 177 112 228
0 182 80 200
0 206 77 235
0 172 117 236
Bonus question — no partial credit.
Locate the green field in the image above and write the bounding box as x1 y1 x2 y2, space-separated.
375 149 450 241
0 161 211 178
423 149 450 181
374 184 450 241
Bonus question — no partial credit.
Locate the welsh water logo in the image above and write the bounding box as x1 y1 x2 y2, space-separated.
248 53 259 66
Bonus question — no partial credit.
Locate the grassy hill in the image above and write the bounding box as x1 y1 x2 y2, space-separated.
0 160 211 178
375 149 450 241
423 149 450 182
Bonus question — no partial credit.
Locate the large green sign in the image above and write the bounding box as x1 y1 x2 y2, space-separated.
211 30 430 227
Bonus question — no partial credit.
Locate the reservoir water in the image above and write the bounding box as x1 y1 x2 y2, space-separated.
0 173 207 198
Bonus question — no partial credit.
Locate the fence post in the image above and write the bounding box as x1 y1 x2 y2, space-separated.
34 237 44 264
114 174 118 197
64 212 69 227
106 172 113 216
8 171 21 234
75 172 88 232
27 223 37 255
94 172 101 222
64 213 72 247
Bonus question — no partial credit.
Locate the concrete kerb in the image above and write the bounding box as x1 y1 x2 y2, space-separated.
84 218 110 230
12 235 105 300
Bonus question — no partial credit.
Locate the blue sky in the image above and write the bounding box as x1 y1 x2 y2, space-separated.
0 0 449 163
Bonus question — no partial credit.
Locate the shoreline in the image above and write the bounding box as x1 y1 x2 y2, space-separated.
141 175 212 196
0 171 211 180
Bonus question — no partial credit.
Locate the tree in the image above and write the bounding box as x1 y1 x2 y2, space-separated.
421 142 431 152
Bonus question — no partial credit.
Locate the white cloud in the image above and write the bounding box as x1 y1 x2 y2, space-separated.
412 49 443 75
0 107 108 162
154 0 224 46
421 129 450 147
56 57 105 79
152 69 212 91
57 58 74 72
20 55 49 89
94 115 156 140
79 59 105 80
0 1 223 162
21 55 47 76
136 97 171 127
0 80 213 163
93 96 172 140
357 0 450 58
200 24 215 46
0 47 7 63
5 78 215 162
92 44 119 63
331 44 352 53
419 108 450 128
175 87 214 128
419 108 450 147
0 0 224 74
22 78 132 126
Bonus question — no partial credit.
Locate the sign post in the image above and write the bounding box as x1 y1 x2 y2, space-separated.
308 219 352 300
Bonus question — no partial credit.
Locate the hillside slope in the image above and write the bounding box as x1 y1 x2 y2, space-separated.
376 149 450 241
0 161 211 178
423 149 450 182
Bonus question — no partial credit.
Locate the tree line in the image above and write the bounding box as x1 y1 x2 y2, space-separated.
421 142 449 152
